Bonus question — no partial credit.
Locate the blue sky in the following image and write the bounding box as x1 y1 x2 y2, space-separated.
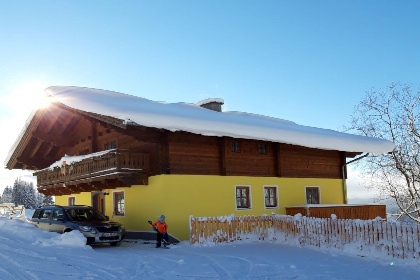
1 1 419 201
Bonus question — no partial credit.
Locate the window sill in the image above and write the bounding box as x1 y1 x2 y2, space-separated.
113 214 125 218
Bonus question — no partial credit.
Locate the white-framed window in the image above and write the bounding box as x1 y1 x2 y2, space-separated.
113 190 125 217
264 185 279 209
68 196 76 206
305 186 320 204
235 185 252 210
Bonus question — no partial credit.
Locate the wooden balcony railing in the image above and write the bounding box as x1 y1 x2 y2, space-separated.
35 149 149 193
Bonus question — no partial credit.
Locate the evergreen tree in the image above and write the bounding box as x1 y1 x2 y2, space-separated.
1 186 13 203
11 178 40 208
36 192 54 207
42 194 54 206
24 182 37 209
5 178 53 208
12 178 24 206
36 192 43 207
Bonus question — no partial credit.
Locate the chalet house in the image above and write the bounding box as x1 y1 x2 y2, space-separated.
4 86 395 241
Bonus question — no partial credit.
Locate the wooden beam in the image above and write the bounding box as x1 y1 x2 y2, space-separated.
274 143 281 177
163 131 170 174
219 137 226 175
118 175 148 186
48 110 76 135
60 115 82 135
16 156 53 169
32 131 76 147
340 151 347 179
126 126 163 144
45 145 61 161
65 184 85 194
104 178 127 188
39 142 55 160
344 151 363 158
91 121 98 153
27 139 44 159
38 107 62 134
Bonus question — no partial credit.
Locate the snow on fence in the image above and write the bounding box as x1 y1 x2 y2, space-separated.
189 214 420 260
189 214 273 245
0 203 27 221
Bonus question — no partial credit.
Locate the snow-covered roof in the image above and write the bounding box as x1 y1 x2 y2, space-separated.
42 86 394 154
196 98 224 106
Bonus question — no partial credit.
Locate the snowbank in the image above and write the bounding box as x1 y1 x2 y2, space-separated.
0 216 419 279
0 218 91 250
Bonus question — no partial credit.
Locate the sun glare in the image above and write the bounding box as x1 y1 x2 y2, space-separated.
7 82 51 111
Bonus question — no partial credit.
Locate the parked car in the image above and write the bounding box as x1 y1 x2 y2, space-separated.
30 205 125 246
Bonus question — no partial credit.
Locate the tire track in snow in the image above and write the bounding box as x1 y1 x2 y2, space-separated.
0 241 122 279
173 248 243 279
0 243 42 280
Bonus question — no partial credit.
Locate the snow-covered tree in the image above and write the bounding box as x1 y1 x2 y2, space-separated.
11 178 42 209
1 186 13 203
2 179 52 208
12 179 24 206
37 192 54 207
23 182 37 209
350 83 420 223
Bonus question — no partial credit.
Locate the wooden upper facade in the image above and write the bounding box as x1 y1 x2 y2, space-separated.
5 101 361 196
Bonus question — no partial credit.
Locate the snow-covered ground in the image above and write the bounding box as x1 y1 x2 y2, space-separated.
1 214 419 280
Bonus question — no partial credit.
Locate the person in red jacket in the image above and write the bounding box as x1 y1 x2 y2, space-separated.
151 215 168 248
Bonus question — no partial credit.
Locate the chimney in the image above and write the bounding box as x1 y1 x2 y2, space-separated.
196 98 224 112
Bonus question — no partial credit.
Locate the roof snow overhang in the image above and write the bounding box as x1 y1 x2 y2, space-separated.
5 86 396 171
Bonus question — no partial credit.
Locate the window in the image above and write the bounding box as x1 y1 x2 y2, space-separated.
104 141 117 150
235 186 251 209
306 187 320 204
113 191 125 216
68 196 75 206
258 143 267 154
231 141 240 152
79 148 90 155
41 209 52 219
264 186 278 208
52 208 64 220
33 209 42 219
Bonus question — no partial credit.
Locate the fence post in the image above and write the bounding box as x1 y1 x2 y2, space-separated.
189 216 196 245
414 224 420 259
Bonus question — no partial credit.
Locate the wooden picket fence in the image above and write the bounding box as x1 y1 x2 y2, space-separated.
189 214 420 260
189 215 273 244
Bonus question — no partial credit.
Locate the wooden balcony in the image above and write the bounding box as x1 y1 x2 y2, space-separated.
35 149 150 196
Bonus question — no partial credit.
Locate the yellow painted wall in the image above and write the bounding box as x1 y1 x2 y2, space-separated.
55 192 91 206
54 175 344 241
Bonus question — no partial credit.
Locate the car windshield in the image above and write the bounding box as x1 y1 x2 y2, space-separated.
65 208 107 221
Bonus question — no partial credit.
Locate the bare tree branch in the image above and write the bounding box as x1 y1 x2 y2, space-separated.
349 83 420 223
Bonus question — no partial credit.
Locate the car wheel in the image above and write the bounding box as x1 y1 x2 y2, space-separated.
64 228 72 233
